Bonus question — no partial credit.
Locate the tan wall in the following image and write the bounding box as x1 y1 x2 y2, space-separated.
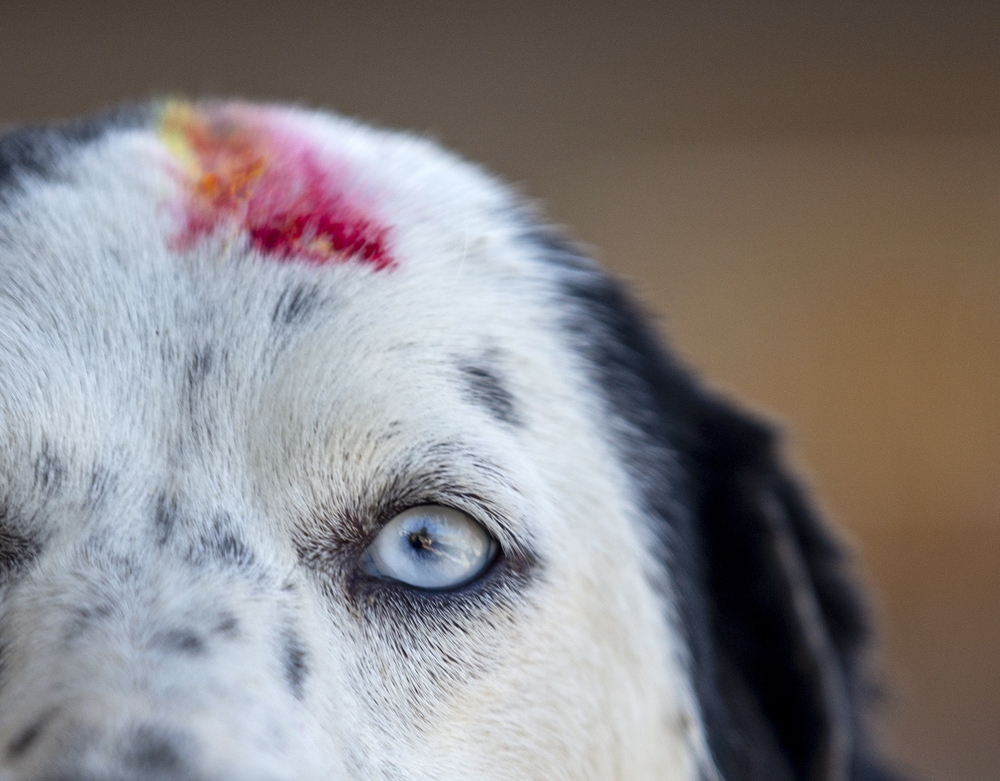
3 3 997 779
539 140 1000 781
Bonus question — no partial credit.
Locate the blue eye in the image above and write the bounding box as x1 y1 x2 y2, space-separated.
364 506 498 590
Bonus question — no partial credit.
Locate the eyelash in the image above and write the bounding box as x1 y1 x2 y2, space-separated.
292 464 539 617
344 547 534 627
299 526 532 625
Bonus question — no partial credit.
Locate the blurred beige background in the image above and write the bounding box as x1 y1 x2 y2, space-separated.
2 2 997 779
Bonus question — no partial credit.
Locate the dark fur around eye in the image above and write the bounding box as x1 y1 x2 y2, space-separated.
0 525 41 584
294 475 539 629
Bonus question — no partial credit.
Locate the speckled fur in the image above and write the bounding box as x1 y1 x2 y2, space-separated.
0 102 894 781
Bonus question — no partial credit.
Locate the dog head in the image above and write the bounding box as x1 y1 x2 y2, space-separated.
0 102 890 781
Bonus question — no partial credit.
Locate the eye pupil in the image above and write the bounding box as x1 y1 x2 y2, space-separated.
409 529 433 551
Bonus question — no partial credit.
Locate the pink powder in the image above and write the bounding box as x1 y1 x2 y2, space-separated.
159 103 393 270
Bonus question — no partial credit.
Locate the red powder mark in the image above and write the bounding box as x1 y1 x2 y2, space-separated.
161 104 393 270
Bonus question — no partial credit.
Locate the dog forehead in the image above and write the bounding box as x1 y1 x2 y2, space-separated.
1 99 532 279
0 101 568 482
152 101 529 273
154 101 521 275
0 100 550 356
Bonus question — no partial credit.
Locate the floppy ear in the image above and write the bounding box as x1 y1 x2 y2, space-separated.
539 231 897 781
689 398 868 781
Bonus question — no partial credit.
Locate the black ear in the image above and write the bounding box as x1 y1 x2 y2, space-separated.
538 230 899 781
689 398 873 781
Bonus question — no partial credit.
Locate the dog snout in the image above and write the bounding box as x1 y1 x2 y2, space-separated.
0 711 308 781
3 718 196 781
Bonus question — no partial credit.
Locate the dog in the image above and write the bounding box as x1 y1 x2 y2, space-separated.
0 101 897 781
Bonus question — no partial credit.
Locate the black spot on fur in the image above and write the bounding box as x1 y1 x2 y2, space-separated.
123 725 187 774
209 533 254 568
33 441 66 497
281 632 308 700
184 345 224 434
153 628 206 655
458 361 521 426
153 493 178 546
191 514 256 571
186 346 213 387
155 498 258 573
214 613 239 637
0 524 41 583
272 283 321 326
64 602 115 643
539 228 900 781
0 104 149 202
6 709 57 759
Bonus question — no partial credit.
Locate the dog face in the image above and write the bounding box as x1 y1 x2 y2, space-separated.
0 103 889 781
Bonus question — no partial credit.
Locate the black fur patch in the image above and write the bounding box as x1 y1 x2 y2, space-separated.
458 361 521 426
64 602 115 644
153 493 178 546
0 530 39 575
272 283 321 326
186 346 213 388
214 612 240 637
152 628 206 656
33 441 66 497
191 514 256 571
123 725 187 774
6 708 57 759
0 105 149 202
154 497 257 573
281 631 308 700
184 345 224 440
538 229 898 781
0 519 41 583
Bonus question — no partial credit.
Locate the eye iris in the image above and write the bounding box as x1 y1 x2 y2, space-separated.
365 506 496 590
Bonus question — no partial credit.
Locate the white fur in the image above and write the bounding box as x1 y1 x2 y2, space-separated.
0 105 708 780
